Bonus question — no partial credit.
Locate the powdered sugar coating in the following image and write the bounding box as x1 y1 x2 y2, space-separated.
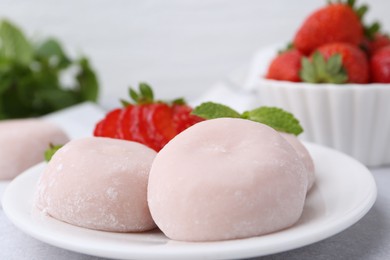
0 119 69 180
148 118 308 242
35 137 157 232
280 133 315 191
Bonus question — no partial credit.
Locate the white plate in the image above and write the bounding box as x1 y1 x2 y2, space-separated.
0 181 9 206
2 143 377 260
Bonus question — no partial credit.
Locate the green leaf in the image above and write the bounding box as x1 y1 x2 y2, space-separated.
356 5 368 19
172 97 186 105
0 20 33 65
120 99 131 107
192 102 241 119
139 82 154 101
76 57 99 102
364 22 380 40
300 52 348 84
44 143 63 162
278 42 294 54
129 87 139 102
242 107 303 136
0 19 100 119
35 38 71 68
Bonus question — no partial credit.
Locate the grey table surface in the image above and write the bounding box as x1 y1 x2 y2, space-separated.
1 166 389 260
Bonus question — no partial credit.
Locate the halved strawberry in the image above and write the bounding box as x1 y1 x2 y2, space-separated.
94 108 122 138
172 103 204 134
93 83 203 151
144 103 175 151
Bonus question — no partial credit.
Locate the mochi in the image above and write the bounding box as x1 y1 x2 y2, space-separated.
280 133 315 191
148 118 308 242
0 119 69 180
35 137 157 232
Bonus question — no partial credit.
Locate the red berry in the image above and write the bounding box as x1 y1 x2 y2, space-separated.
369 33 390 54
94 108 122 138
172 104 204 134
144 103 175 151
370 46 390 83
294 3 363 55
266 49 303 82
316 43 369 83
93 83 203 151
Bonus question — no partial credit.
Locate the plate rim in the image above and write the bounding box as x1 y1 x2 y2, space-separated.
1 142 377 260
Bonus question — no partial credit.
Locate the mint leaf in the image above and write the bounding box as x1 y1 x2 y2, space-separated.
76 57 99 102
44 144 63 162
35 38 71 68
242 107 303 135
192 102 241 119
0 20 33 65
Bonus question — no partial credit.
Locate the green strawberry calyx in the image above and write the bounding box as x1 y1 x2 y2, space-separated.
44 143 63 162
300 52 348 84
192 102 303 136
120 82 187 107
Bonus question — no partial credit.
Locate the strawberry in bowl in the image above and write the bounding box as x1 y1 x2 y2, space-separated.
254 0 390 166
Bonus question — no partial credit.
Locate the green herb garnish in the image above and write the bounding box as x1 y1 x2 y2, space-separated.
192 102 303 136
44 144 63 162
0 19 99 119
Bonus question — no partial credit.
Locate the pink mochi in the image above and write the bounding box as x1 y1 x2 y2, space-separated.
280 133 315 191
0 119 69 180
35 137 157 232
148 118 308 242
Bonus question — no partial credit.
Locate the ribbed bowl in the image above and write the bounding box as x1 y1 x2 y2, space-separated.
256 79 390 167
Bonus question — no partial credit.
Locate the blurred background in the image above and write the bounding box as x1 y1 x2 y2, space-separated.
1 0 389 106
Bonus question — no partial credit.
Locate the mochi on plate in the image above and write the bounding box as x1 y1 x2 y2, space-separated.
0 119 69 180
34 137 157 232
148 118 309 242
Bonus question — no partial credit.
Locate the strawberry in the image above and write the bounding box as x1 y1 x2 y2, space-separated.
93 108 122 138
94 83 204 151
369 33 390 54
172 101 204 134
293 2 364 55
300 43 369 84
370 46 390 83
266 49 304 82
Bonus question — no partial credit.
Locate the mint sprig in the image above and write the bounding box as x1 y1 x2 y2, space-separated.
192 102 303 136
0 19 99 119
44 144 63 162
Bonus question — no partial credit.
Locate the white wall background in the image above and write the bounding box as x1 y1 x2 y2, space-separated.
0 0 389 105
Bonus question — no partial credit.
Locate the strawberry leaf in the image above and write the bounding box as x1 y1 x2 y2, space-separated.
129 87 139 102
172 98 186 105
44 144 63 162
139 82 154 101
300 52 348 84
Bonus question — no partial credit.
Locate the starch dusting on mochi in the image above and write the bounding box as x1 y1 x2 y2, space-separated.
280 133 315 191
148 118 308 242
0 119 69 180
34 137 157 232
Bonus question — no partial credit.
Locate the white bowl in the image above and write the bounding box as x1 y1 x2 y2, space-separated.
247 46 390 167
